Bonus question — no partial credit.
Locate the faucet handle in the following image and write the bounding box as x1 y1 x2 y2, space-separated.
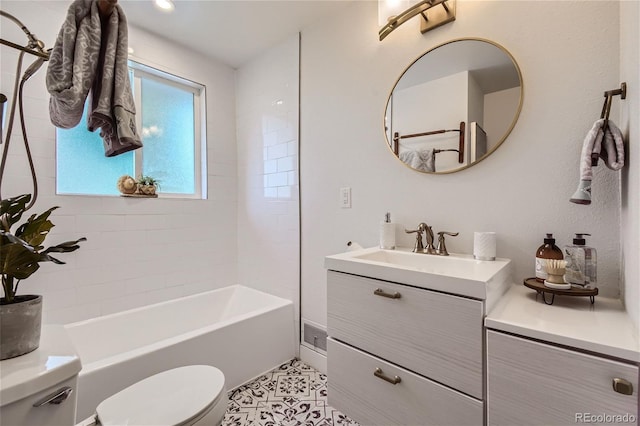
404 224 426 253
436 231 458 256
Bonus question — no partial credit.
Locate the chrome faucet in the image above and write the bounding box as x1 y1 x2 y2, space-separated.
435 231 459 256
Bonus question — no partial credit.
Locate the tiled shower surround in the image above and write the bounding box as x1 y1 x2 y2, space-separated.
223 360 357 426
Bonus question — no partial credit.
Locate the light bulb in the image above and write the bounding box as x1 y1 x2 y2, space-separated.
154 0 175 12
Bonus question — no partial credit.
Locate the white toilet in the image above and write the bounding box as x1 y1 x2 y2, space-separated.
93 365 228 426
0 327 228 426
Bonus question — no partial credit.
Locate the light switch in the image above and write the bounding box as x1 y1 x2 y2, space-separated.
340 187 351 208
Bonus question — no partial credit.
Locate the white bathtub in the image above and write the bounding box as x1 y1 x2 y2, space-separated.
65 285 295 421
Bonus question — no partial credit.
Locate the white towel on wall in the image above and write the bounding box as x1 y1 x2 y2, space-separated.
399 149 435 172
570 118 625 205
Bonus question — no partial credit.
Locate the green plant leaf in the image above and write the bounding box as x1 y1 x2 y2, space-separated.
0 194 31 231
14 207 58 249
0 242 41 280
42 237 87 256
1 194 86 300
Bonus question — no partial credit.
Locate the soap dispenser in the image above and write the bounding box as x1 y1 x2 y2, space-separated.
379 212 396 250
535 233 563 282
564 233 597 288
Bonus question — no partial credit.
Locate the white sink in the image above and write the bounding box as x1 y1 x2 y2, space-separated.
325 246 513 304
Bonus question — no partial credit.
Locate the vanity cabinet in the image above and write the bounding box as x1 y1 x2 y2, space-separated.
487 330 639 426
327 270 485 425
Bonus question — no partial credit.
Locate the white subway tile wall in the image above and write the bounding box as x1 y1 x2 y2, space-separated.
236 35 301 349
1 1 238 324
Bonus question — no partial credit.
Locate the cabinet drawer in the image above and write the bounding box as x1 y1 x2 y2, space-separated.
487 330 639 426
327 270 484 398
327 338 483 426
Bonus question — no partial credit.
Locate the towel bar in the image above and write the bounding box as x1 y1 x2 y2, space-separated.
393 121 465 164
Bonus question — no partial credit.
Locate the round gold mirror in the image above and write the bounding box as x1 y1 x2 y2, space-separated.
385 38 523 174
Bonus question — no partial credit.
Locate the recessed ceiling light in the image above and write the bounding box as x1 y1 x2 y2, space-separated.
154 0 175 12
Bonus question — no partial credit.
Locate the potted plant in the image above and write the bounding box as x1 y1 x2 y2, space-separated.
0 194 86 360
136 175 160 196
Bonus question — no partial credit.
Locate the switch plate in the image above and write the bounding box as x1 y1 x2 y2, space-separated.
340 187 351 208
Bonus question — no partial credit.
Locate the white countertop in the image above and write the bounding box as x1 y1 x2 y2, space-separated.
485 284 640 363
325 246 513 302
0 325 82 406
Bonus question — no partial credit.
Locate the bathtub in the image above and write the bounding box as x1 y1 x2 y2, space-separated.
65 285 295 421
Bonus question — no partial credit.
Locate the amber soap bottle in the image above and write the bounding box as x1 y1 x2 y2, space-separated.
535 233 563 282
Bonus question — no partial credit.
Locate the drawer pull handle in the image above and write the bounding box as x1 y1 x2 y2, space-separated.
374 368 402 385
374 288 401 299
33 386 73 407
613 378 634 395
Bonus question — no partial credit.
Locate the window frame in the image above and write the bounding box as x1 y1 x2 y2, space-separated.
55 59 207 199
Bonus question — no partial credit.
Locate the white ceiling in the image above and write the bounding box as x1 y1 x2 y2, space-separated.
121 0 352 68
396 40 521 94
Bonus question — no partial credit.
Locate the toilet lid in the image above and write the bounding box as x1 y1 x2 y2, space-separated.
96 365 225 426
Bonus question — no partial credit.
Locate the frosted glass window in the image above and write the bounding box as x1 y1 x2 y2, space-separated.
57 106 134 195
141 77 195 194
56 60 205 198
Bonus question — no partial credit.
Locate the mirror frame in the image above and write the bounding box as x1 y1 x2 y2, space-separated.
384 37 524 174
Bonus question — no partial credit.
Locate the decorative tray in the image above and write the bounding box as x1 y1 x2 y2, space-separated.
523 277 598 305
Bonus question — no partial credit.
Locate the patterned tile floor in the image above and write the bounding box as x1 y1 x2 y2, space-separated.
223 359 359 426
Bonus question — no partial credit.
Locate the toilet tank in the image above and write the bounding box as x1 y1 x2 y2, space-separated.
0 326 82 426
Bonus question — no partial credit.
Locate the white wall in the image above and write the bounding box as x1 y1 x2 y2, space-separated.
484 86 520 150
300 1 626 333
1 1 238 324
619 0 640 331
236 35 300 348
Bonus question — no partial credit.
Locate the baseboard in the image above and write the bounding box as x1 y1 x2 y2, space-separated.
299 345 327 374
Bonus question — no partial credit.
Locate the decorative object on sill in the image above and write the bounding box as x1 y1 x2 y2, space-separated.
136 175 160 197
117 174 137 195
0 194 86 360
570 82 627 205
523 278 598 306
378 0 456 41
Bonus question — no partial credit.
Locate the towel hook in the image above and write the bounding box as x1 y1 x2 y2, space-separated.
593 82 627 167
600 82 627 121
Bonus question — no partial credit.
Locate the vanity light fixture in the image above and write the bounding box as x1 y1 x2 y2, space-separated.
154 0 175 12
378 0 456 41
